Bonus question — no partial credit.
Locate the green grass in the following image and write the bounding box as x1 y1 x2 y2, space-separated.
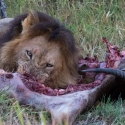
75 98 125 125
0 91 50 125
1 0 125 124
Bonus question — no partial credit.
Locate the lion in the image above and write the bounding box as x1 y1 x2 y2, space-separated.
0 11 79 89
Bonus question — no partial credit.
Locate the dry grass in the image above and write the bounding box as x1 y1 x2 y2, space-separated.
0 0 125 124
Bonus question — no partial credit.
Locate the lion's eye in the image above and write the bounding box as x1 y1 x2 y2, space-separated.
26 50 32 59
46 63 53 67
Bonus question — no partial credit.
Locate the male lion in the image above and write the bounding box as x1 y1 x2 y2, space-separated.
0 11 79 89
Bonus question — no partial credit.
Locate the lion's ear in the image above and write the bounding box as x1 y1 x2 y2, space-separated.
21 11 39 34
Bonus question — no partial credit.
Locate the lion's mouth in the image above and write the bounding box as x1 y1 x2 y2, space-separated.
18 37 124 96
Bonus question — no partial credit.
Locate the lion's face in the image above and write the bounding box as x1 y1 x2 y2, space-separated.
16 36 63 85
0 11 79 89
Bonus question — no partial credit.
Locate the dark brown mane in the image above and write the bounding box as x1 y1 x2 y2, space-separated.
0 11 77 55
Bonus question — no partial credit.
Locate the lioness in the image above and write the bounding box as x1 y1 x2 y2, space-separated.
0 11 79 89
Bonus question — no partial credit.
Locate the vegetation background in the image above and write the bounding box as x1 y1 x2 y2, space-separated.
0 0 125 124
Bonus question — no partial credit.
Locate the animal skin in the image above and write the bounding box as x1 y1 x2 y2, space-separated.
0 70 115 125
0 11 79 89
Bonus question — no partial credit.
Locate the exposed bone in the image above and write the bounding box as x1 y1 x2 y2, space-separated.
0 72 115 125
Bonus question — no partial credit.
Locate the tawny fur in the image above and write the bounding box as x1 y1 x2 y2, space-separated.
0 11 79 89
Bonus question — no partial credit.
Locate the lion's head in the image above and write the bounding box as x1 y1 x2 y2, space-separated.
0 11 79 88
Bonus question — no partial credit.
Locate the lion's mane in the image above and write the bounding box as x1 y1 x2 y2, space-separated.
0 11 79 88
